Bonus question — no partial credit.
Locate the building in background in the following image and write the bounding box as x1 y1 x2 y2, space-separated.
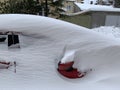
70 3 120 28
62 0 115 14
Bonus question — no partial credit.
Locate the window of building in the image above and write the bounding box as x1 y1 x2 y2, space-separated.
67 5 71 11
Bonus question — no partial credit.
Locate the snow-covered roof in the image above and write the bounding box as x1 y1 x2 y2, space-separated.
75 3 120 12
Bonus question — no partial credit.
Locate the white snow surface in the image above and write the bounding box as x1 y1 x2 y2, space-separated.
93 26 120 38
0 14 120 90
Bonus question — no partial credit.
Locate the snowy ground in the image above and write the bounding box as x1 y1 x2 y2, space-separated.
93 26 120 39
0 14 120 90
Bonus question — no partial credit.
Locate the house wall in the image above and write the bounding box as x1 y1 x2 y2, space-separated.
60 11 120 29
91 12 106 28
63 0 83 13
91 11 120 28
105 13 120 27
74 3 81 12
60 14 91 28
63 1 75 13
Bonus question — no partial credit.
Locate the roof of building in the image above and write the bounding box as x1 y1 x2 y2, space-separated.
75 3 120 12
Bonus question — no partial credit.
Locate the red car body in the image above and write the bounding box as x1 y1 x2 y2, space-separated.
58 61 85 79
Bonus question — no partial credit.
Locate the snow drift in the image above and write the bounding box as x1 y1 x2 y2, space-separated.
0 14 120 90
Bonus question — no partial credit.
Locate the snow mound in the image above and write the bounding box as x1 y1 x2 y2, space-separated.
92 26 120 38
0 14 120 90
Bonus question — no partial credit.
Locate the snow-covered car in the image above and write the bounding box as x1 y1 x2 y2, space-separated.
0 14 120 90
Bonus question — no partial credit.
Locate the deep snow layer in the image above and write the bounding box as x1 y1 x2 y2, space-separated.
0 14 120 90
93 26 120 38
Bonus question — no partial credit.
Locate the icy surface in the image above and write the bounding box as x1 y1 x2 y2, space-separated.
0 14 120 90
